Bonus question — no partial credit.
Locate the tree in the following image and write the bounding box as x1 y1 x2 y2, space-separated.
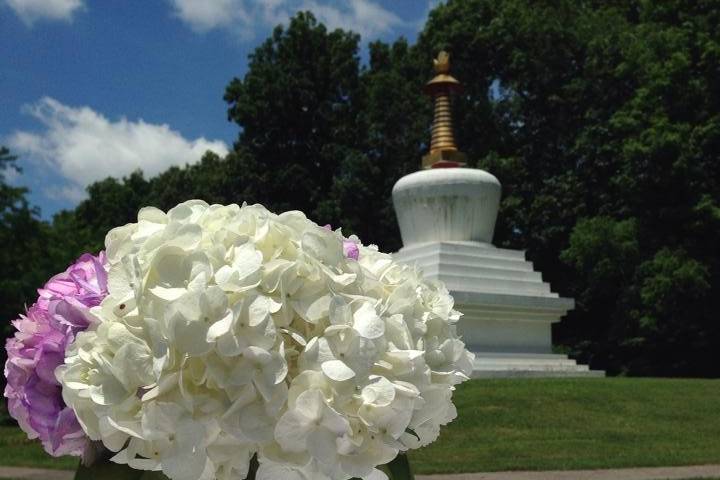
418 0 720 375
3 1 719 377
0 147 25 212
0 147 50 326
316 39 430 251
47 151 253 257
559 1 720 375
224 12 362 220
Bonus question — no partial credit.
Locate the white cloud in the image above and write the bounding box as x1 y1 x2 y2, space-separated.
4 0 84 25
302 0 402 39
7 97 229 202
44 184 86 203
168 0 285 37
169 0 247 33
167 0 404 39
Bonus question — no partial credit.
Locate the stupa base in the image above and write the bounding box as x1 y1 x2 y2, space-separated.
394 241 603 379
471 352 604 378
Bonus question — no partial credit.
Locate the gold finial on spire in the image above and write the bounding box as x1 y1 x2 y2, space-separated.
422 51 466 169
433 51 451 74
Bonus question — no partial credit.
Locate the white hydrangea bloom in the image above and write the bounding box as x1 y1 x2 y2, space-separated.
57 200 474 480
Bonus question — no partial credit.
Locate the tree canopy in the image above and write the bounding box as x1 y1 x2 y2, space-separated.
3 0 720 377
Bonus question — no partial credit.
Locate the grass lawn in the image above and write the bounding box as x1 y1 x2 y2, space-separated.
1 378 719 475
0 426 77 470
408 377 720 474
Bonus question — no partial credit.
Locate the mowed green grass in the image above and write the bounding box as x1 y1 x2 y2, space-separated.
0 378 719 474
408 377 720 474
0 425 77 470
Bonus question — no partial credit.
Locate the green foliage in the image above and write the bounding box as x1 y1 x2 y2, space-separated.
223 14 428 250
224 12 362 219
74 459 153 480
0 147 60 343
416 0 720 376
317 39 428 251
0 147 26 211
560 217 641 354
378 453 414 480
562 217 640 292
2 1 720 383
629 248 713 374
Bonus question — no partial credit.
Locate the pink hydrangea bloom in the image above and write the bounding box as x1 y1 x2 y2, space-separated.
4 252 108 457
342 239 359 261
323 224 360 260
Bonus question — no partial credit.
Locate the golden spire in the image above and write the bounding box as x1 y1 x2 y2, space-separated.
422 51 467 169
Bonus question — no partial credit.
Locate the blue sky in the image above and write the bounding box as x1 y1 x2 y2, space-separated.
1 0 435 218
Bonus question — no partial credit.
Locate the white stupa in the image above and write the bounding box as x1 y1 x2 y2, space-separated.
392 52 602 377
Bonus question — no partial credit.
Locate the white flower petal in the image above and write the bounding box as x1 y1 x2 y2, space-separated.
307 428 339 467
206 311 234 342
256 463 311 480
361 377 396 407
353 303 385 339
292 294 332 325
275 410 312 453
301 228 343 266
329 296 352 325
321 360 355 382
364 469 389 480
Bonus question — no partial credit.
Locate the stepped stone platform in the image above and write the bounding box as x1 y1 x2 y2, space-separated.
471 353 604 378
394 241 602 378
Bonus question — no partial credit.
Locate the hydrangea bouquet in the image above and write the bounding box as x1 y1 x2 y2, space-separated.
5 201 474 480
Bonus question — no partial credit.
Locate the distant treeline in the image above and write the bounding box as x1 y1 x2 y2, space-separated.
3 1 719 379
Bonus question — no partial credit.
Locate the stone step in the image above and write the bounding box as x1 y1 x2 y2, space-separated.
451 291 573 312
474 353 580 361
472 368 606 379
439 252 535 271
455 310 559 323
474 352 570 359
437 242 528 260
399 251 535 273
474 364 589 373
473 357 583 368
398 241 528 262
470 353 605 378
420 263 544 282
440 275 553 296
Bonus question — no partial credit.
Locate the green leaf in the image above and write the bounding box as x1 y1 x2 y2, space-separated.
74 459 155 480
245 453 259 480
404 428 420 442
380 453 414 480
74 456 259 480
139 471 172 480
